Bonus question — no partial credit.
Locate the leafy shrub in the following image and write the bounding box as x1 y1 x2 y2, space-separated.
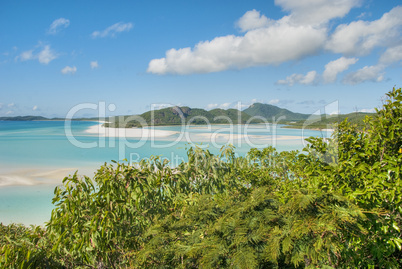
2 88 402 268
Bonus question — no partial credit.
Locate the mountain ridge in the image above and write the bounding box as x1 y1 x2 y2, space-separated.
1 103 375 129
105 106 261 128
243 103 310 121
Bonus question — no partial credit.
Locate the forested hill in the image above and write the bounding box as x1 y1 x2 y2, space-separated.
243 102 310 121
284 111 375 129
0 116 103 121
106 103 375 129
105 106 260 128
1 104 375 129
0 116 49 121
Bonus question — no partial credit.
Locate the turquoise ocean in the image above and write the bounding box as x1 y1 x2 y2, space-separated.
0 121 327 225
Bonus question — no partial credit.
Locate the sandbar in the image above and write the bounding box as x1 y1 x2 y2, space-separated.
85 124 179 138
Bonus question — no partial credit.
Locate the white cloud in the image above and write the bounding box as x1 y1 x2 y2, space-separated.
148 20 326 75
343 65 384 84
379 45 402 64
277 70 318 86
323 57 358 83
6 111 13 115
326 6 402 55
356 12 366 19
48 18 70 34
359 108 376 113
268 99 280 105
90 61 99 69
236 9 272 32
8 103 15 108
148 0 360 75
61 66 77 75
37 45 57 64
206 102 242 110
91 22 133 38
234 103 249 110
275 0 362 25
151 104 175 110
219 103 231 109
19 50 34 61
17 45 57 65
147 2 402 79
206 103 218 110
32 105 38 111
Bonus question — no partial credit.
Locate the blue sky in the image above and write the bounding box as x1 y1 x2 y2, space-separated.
1 0 401 118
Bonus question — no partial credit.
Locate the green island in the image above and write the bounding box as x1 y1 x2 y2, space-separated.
0 103 373 130
1 88 401 268
0 116 103 122
104 103 373 130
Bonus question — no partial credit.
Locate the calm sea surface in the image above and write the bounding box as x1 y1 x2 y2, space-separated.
0 121 327 225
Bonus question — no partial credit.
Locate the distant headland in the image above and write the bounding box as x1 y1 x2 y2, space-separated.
1 103 374 130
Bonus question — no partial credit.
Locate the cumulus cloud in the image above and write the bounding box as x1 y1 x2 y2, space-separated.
276 70 318 86
323 57 358 83
275 0 362 25
148 22 326 75
147 0 362 75
150 104 175 110
37 45 57 64
268 99 280 105
17 45 57 65
147 1 402 81
48 18 70 34
61 66 77 75
343 65 385 84
234 103 250 110
91 22 133 38
236 9 272 32
32 105 38 111
19 50 34 61
379 45 402 64
359 108 376 113
206 103 218 110
219 103 232 109
326 6 402 55
206 102 243 110
90 61 99 69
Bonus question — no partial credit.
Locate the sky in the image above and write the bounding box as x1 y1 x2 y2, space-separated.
1 0 402 118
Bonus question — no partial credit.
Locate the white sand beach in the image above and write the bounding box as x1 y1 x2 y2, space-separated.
85 124 180 138
85 124 305 145
0 166 96 187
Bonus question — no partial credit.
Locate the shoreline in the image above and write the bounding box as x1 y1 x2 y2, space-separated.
0 163 99 188
85 124 180 138
85 123 307 144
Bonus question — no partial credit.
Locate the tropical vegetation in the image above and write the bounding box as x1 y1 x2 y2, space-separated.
1 88 402 268
105 106 261 128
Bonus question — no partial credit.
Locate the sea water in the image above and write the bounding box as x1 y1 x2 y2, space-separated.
0 121 328 225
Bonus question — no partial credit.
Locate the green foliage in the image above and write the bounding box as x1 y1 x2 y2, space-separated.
2 88 402 268
106 106 260 128
0 116 104 121
285 112 374 129
0 223 61 268
243 102 310 122
105 103 373 129
0 116 49 121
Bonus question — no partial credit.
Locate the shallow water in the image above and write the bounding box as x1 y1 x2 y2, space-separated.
0 120 328 225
